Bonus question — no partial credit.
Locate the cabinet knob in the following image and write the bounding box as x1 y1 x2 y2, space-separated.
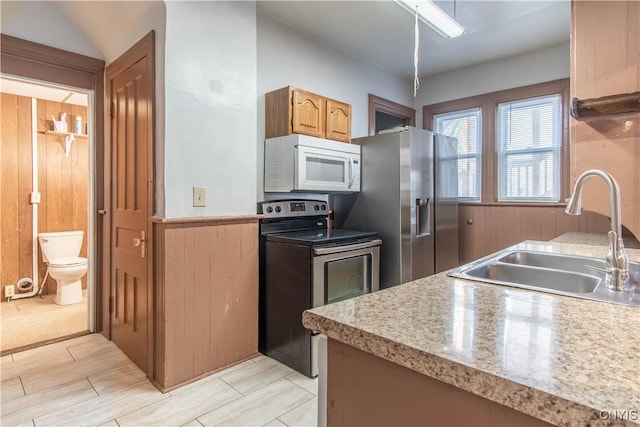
466 218 473 225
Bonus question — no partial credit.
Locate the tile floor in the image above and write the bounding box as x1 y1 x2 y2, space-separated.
1 290 88 352
0 333 318 426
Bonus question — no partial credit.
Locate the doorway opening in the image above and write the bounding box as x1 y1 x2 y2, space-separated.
368 94 416 135
0 75 96 354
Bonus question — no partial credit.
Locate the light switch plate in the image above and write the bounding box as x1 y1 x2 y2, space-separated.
193 186 206 207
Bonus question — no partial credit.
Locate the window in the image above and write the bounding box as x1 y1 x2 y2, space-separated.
423 79 568 204
434 108 481 200
496 95 562 202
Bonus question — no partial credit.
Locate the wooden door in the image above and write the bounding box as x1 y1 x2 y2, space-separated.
326 98 351 142
106 32 154 372
292 89 325 138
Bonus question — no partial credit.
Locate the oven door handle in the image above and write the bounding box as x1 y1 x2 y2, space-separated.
313 239 381 255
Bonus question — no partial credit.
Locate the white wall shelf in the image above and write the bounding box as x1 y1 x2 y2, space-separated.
42 130 87 157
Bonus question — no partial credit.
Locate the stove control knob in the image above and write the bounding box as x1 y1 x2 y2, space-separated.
314 205 320 211
275 206 282 213
266 206 273 213
321 204 326 211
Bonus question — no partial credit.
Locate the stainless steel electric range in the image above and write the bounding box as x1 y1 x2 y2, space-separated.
258 199 381 377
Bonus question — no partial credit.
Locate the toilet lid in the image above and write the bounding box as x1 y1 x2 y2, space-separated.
48 257 88 268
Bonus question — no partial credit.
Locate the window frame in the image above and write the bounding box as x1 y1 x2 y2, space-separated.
423 79 570 205
433 107 483 201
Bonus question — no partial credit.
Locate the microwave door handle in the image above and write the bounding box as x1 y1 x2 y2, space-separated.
348 156 354 188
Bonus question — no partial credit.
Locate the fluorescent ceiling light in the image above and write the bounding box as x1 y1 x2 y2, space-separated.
395 0 466 38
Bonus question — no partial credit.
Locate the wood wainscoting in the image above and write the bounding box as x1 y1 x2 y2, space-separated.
1 93 88 299
151 215 260 391
459 204 613 264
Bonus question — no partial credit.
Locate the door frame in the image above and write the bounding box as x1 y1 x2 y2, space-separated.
104 31 156 374
0 34 106 331
368 94 416 135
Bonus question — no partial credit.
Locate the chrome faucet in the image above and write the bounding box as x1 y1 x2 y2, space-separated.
565 169 629 291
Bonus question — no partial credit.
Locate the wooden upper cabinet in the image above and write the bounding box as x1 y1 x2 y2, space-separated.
326 98 351 143
265 86 352 142
292 89 325 138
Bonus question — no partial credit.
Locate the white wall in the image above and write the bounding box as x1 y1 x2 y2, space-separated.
415 42 570 128
0 1 104 59
257 12 413 198
1 0 168 215
164 1 257 217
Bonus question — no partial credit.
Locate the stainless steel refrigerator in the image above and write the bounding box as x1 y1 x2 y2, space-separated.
340 127 459 288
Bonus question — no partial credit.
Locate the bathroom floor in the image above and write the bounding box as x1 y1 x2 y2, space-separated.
0 289 88 353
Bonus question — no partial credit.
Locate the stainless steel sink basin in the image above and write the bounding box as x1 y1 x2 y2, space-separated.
448 242 640 307
463 262 600 294
497 251 608 275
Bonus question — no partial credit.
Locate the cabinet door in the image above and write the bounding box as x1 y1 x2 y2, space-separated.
292 89 325 138
326 99 351 143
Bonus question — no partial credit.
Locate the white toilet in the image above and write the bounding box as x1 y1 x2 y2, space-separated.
38 231 88 305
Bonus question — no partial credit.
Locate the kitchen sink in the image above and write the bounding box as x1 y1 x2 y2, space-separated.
462 262 600 294
448 243 640 307
497 251 608 275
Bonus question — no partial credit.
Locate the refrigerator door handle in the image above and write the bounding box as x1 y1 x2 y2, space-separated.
415 198 431 236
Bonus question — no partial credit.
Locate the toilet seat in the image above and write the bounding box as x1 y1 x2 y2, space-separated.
48 257 88 268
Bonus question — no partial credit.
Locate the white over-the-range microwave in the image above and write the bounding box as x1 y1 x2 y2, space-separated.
264 134 361 193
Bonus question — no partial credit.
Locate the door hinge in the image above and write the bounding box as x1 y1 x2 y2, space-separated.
109 296 114 313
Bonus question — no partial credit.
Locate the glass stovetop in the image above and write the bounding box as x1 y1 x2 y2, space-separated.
265 228 378 246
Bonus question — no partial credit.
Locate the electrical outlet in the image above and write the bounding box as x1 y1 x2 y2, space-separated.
193 186 206 207
5 285 15 298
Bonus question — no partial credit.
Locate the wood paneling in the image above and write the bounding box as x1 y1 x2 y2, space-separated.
458 204 614 263
0 93 88 299
153 216 260 391
570 0 640 240
1 93 31 300
327 338 552 427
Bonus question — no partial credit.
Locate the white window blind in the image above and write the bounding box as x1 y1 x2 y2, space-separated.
434 108 481 200
496 94 562 202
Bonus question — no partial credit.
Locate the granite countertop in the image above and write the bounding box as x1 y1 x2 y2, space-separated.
302 239 640 427
552 231 640 249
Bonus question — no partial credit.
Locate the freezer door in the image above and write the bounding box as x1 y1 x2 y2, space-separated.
407 128 435 280
434 134 459 272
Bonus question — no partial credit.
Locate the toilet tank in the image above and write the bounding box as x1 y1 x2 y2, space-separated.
38 231 84 263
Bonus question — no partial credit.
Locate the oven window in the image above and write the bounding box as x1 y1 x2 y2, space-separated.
325 255 371 304
306 156 345 183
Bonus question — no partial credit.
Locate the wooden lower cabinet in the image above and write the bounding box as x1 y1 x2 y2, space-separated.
265 86 351 142
326 339 552 427
152 216 259 391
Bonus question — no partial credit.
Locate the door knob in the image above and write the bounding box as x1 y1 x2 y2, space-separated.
133 231 146 257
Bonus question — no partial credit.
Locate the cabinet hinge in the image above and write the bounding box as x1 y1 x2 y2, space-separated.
109 296 114 313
